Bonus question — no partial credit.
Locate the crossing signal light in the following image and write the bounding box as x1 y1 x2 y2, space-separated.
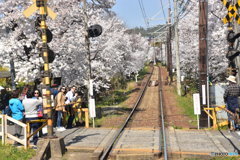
35 18 53 43
40 45 55 63
38 29 53 43
88 24 102 38
36 0 45 7
47 49 55 63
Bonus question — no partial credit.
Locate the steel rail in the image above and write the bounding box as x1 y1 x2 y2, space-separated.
100 66 154 160
159 66 168 160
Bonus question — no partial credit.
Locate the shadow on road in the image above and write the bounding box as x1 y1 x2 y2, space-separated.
65 133 100 146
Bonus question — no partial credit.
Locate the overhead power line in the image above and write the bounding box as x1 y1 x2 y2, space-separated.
138 0 149 28
159 0 167 23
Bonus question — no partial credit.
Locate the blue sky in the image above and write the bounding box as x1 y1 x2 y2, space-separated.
112 0 169 29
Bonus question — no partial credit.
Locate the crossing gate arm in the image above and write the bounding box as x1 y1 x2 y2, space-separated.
203 108 214 119
204 105 230 129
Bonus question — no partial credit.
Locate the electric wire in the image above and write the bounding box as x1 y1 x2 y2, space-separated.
140 0 149 27
149 0 192 41
159 0 167 23
138 0 149 28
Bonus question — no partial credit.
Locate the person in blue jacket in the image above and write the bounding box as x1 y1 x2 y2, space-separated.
9 90 24 142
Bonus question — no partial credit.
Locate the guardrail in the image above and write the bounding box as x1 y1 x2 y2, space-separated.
0 115 28 149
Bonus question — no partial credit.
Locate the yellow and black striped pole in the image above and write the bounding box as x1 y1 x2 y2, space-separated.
38 0 53 137
23 0 57 138
221 0 240 24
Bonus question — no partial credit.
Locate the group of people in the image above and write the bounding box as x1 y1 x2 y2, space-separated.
55 86 79 131
0 85 83 146
3 88 42 146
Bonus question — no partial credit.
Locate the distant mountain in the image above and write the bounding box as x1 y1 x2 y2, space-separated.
126 25 167 38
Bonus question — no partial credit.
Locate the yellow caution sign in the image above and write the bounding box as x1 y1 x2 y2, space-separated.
221 0 240 24
23 0 57 19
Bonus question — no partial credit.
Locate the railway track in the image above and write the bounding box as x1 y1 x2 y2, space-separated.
100 66 168 160
37 65 240 160
159 66 168 160
50 66 240 160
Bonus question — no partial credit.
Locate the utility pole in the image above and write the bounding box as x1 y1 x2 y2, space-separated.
167 0 173 83
174 0 181 96
82 0 95 127
160 43 163 63
199 0 208 128
83 0 91 84
153 41 156 65
165 42 168 66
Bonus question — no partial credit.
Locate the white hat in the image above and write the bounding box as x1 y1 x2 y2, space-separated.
226 75 237 83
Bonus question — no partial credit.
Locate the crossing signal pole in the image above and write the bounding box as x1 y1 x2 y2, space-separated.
24 0 56 137
82 0 102 128
39 1 53 137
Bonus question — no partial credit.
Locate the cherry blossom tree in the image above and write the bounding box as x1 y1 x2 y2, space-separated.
0 0 149 91
178 0 228 82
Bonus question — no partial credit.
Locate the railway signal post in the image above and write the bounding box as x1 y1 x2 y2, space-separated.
24 0 56 137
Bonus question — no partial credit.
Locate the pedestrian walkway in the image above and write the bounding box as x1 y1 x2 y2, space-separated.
110 128 161 159
56 127 160 159
167 127 240 159
56 128 116 151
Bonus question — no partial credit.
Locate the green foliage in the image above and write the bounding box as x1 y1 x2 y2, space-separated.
93 115 121 128
97 90 129 106
0 66 34 89
98 65 150 106
110 74 127 90
181 78 199 96
97 80 137 107
175 91 195 120
138 65 150 80
0 66 9 87
172 125 183 129
126 24 166 37
16 81 34 89
218 125 229 130
0 143 35 160
210 157 239 160
92 117 104 127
